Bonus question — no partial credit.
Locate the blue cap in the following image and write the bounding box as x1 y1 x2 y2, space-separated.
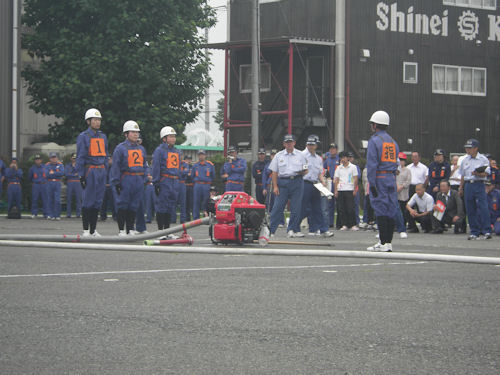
228 145 237 153
283 134 295 142
49 152 57 158
198 149 206 154
34 154 41 159
12 157 17 161
258 148 266 154
464 139 479 148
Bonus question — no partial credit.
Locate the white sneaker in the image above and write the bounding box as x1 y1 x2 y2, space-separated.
358 222 368 229
367 242 381 251
340 226 348 231
139 231 149 235
308 232 317 236
322 230 334 237
128 230 138 236
400 232 408 239
167 234 179 240
82 230 91 237
31 215 37 219
351 226 359 231
118 230 127 237
375 233 380 238
47 216 52 220
367 242 392 252
278 224 284 228
92 231 102 237
287 231 304 238
55 217 61 221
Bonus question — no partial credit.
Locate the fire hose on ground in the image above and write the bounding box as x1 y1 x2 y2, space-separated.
0 217 210 243
0 240 499 265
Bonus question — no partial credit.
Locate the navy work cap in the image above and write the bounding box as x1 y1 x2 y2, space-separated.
71 153 76 159
464 139 479 148
49 152 57 158
228 145 237 153
329 143 338 149
434 149 445 156
283 134 295 142
306 135 318 145
258 148 266 154
34 154 41 159
198 149 206 154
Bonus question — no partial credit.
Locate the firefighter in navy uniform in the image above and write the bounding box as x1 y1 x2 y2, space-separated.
45 152 65 220
191 149 215 219
152 126 182 230
5 157 23 218
76 108 109 236
29 154 47 218
221 146 247 192
110 121 147 235
65 153 82 218
365 110 400 252
184 155 194 221
175 156 190 223
426 149 451 199
252 148 267 203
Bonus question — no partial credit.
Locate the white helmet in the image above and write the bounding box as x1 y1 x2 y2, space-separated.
369 110 390 126
123 120 140 133
160 126 176 139
84 108 102 120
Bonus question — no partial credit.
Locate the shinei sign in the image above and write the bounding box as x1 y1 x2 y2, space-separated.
376 2 500 42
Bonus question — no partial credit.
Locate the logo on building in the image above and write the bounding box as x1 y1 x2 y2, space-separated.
375 2 500 43
458 10 479 41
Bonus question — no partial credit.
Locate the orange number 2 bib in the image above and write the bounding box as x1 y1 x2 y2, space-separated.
89 138 106 157
381 142 396 163
128 150 143 168
166 153 179 169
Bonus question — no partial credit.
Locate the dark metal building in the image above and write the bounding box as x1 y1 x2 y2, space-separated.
212 0 500 158
0 0 14 159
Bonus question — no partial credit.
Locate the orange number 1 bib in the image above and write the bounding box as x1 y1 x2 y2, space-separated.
89 138 106 157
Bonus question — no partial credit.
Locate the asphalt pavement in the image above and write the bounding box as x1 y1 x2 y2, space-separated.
1 216 499 374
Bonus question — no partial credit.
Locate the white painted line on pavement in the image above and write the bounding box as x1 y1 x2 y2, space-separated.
0 261 426 279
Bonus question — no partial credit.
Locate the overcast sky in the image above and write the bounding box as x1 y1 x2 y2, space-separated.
185 0 228 142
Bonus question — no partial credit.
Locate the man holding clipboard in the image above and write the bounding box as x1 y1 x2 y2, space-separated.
459 138 491 240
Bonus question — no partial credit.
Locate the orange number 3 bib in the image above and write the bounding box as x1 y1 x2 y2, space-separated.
89 138 106 157
381 142 396 163
166 153 179 169
128 150 143 168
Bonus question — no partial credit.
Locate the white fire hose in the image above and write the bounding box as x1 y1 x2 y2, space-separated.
0 240 499 265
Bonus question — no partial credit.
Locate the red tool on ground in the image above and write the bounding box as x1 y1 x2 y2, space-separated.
144 232 194 246
210 191 267 245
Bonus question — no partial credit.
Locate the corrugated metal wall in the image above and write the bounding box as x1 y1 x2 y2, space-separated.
0 0 13 160
231 0 335 41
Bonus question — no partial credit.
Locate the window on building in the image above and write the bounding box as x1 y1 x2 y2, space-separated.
432 64 486 96
239 63 271 94
403 62 418 84
443 0 496 10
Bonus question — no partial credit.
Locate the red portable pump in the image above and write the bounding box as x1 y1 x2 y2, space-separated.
210 191 267 244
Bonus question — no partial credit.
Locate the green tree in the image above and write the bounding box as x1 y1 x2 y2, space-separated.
22 0 216 153
213 89 225 132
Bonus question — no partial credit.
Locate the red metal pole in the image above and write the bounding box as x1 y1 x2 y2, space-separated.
223 48 229 156
288 43 294 135
261 110 289 116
